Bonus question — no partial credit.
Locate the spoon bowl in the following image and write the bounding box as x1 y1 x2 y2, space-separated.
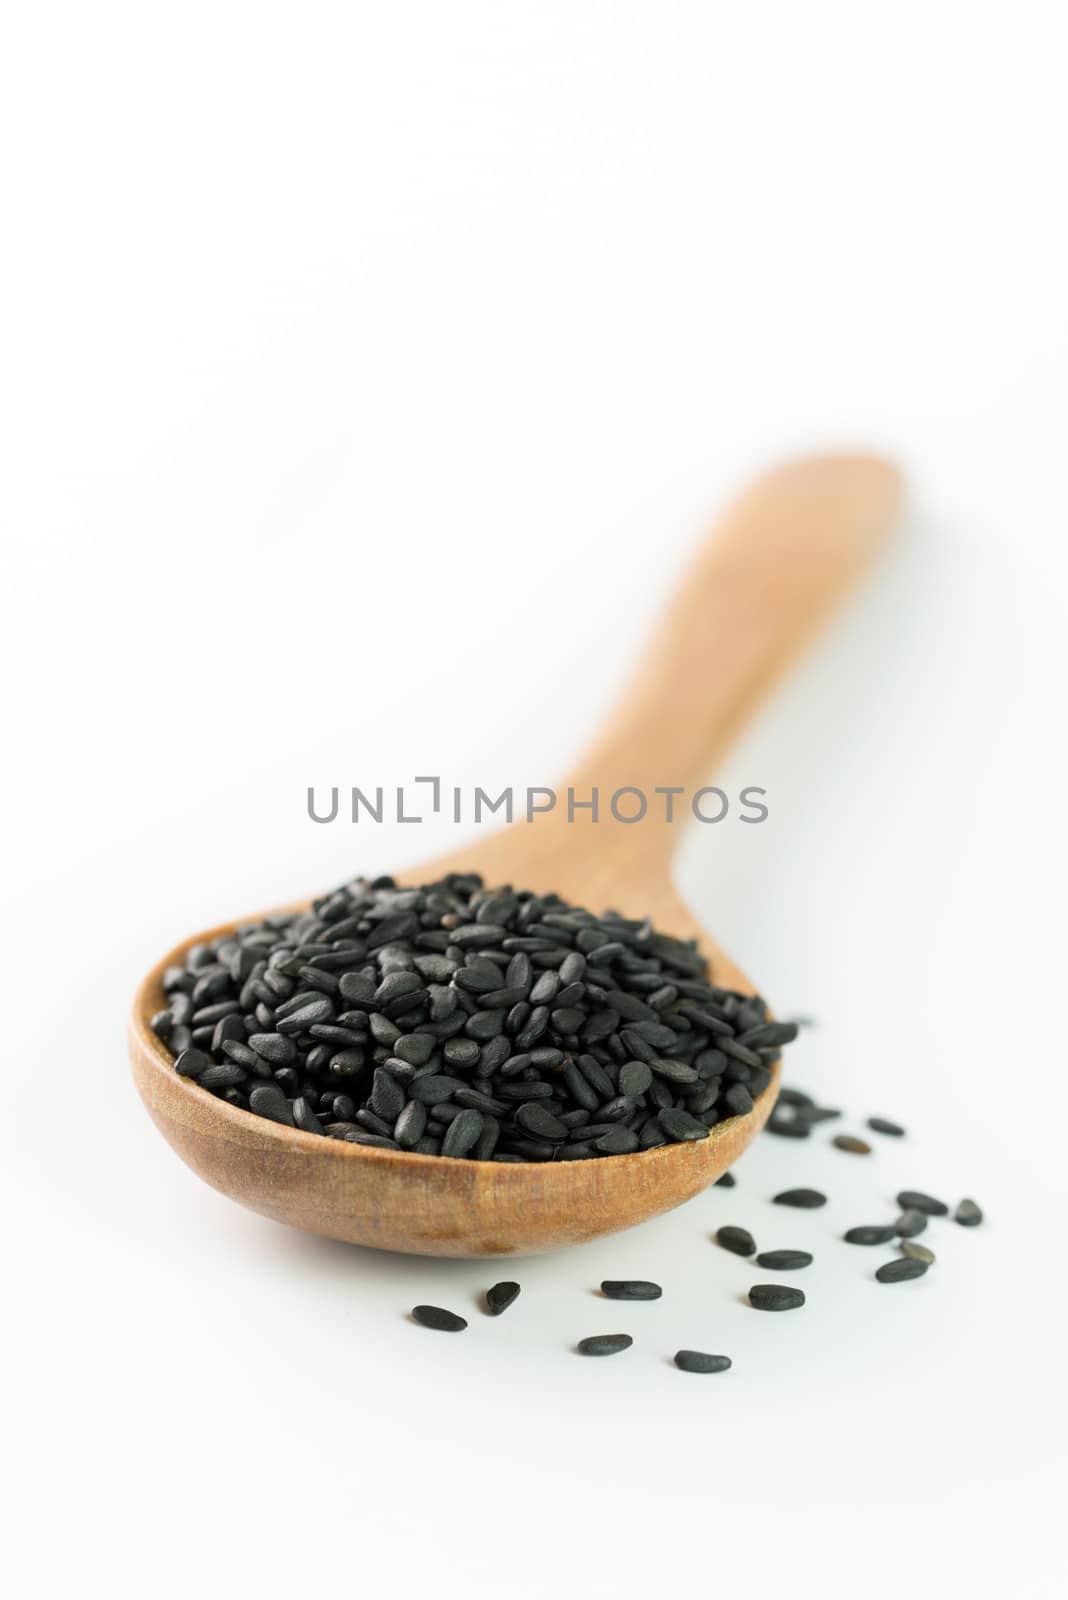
129 454 902 1256
130 915 776 1256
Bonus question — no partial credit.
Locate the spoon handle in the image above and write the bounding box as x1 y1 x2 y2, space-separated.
414 451 903 913
568 453 903 803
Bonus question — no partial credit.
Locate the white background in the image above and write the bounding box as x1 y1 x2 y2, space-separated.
2 4 1067 1597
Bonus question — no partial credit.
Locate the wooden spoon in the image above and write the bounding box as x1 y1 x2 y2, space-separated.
129 454 902 1256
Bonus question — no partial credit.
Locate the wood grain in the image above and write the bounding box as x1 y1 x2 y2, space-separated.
129 454 902 1256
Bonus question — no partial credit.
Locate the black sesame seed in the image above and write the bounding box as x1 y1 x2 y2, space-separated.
507 1137 556 1161
658 1107 709 1143
370 1068 405 1121
867 1116 906 1137
451 924 507 950
594 1126 640 1155
174 1047 213 1080
749 1284 805 1311
485 1281 520 1316
955 1198 983 1227
248 1083 295 1126
441 1108 483 1158
478 1036 511 1073
193 1000 241 1027
412 1305 467 1331
618 1061 653 1098
393 1100 427 1149
366 1015 400 1049
674 1350 731 1374
875 1258 928 1284
410 1074 466 1106
515 1102 568 1141
646 1079 673 1111
495 1080 554 1101
578 1054 615 1098
275 996 335 1034
650 1057 700 1085
338 972 377 1005
896 1190 949 1217
723 1083 754 1117
773 1188 827 1209
832 1134 872 1155
739 1021 797 1049
358 1113 396 1139
747 1065 773 1097
754 1250 812 1270
577 1334 633 1356
199 1062 247 1091
844 1225 898 1246
562 1062 601 1112
395 1033 435 1066
716 1225 757 1258
893 1209 928 1238
453 1087 506 1114
600 1280 662 1300
249 1032 297 1064
473 1115 500 1161
900 1241 935 1264
291 1096 325 1135
441 1037 479 1069
529 1046 565 1071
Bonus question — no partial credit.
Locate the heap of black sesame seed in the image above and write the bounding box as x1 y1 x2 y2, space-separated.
152 873 796 1160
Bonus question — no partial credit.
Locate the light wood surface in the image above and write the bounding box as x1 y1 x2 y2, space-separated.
129 454 902 1256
